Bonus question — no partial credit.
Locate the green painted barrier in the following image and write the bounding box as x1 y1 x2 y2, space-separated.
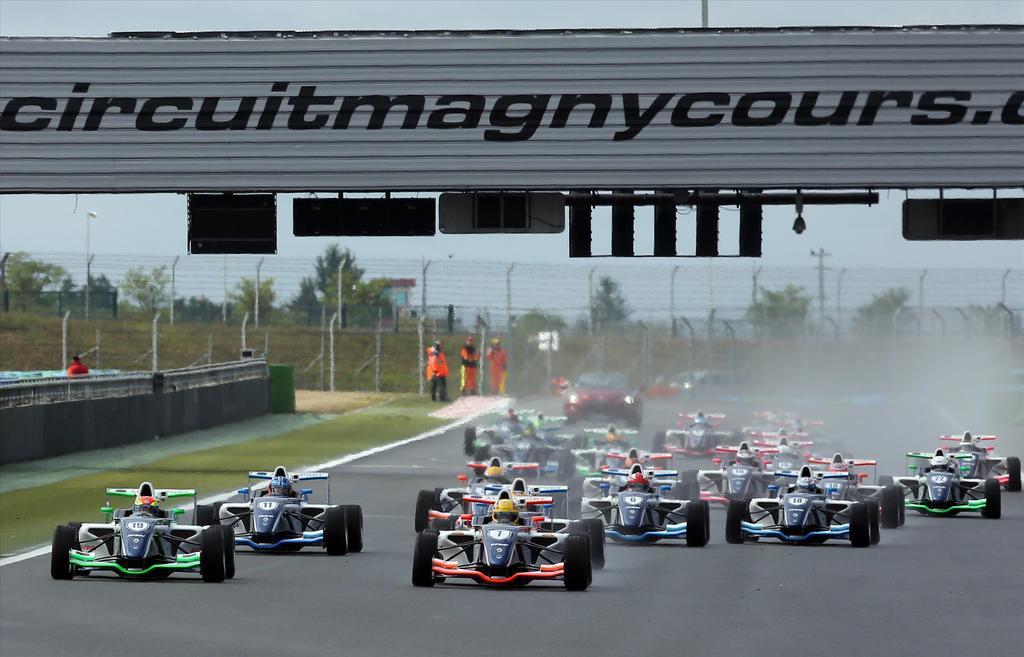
269 364 296 414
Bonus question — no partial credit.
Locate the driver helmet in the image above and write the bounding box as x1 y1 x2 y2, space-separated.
930 454 951 471
960 431 974 445
522 423 536 438
484 464 505 479
795 476 817 493
735 448 756 466
625 471 650 491
606 426 620 442
270 475 293 497
695 411 707 423
506 409 519 423
491 498 519 524
133 495 160 517
778 428 789 437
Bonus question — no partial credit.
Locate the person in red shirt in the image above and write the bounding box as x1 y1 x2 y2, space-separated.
66 355 89 376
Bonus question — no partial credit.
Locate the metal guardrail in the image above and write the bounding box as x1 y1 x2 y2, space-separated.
0 360 268 409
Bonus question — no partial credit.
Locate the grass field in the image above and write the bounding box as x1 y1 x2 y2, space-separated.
0 395 444 555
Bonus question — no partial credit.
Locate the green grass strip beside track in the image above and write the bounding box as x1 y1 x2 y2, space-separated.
0 396 443 556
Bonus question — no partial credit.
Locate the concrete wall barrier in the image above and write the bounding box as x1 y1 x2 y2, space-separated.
0 362 269 464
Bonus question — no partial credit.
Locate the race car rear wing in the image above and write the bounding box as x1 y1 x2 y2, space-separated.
245 469 331 503
939 435 996 441
102 485 197 522
603 468 678 479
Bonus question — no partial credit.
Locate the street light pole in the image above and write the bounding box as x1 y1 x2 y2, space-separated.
85 211 97 318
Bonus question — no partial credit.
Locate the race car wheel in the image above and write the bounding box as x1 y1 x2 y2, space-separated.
686 500 710 547
866 500 881 545
1006 456 1021 492
652 430 666 452
339 504 364 553
220 525 236 579
981 478 1002 519
199 527 226 582
411 530 439 587
725 499 749 544
50 525 77 580
562 534 591 591
880 486 902 529
848 503 871 548
195 504 216 526
877 475 895 487
324 506 350 555
463 427 477 456
898 495 905 526
571 519 605 570
415 489 441 533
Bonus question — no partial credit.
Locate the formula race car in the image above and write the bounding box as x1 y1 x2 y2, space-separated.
687 441 778 505
204 466 363 554
884 449 1001 519
725 466 879 547
653 414 731 459
939 432 1021 491
51 482 233 582
807 453 905 528
581 465 710 546
412 491 595 590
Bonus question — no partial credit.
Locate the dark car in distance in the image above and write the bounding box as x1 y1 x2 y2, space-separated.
564 372 643 426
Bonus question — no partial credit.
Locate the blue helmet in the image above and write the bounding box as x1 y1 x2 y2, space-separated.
270 475 292 496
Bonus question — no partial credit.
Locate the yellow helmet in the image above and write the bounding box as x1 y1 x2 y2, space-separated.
491 498 519 524
484 465 504 478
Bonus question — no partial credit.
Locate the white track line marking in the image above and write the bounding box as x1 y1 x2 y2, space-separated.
0 399 507 567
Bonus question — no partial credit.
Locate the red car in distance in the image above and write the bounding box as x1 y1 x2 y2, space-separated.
564 372 643 427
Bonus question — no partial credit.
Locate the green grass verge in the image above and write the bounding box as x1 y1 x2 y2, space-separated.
0 396 443 555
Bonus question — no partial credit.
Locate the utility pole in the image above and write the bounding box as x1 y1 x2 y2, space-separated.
506 264 515 331
918 269 927 320
836 267 847 333
255 257 264 328
588 267 597 335
669 265 680 336
222 255 228 323
169 256 179 325
810 248 831 328
85 211 97 319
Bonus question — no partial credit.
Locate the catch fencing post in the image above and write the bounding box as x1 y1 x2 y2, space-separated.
95 328 101 369
417 318 425 395
418 258 430 395
836 268 846 336
319 304 326 391
241 312 249 354
255 257 264 328
222 255 228 324
170 256 179 325
918 269 927 321
506 264 515 331
61 310 71 369
680 317 696 374
1001 269 1012 304
337 262 344 327
375 305 382 392
329 312 338 392
264 332 269 359
670 265 680 338
151 312 161 372
932 310 947 339
207 334 213 364
478 325 487 395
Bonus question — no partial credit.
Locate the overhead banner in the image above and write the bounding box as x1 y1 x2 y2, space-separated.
1 26 1021 192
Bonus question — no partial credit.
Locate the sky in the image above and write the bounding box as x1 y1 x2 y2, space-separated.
0 0 1022 274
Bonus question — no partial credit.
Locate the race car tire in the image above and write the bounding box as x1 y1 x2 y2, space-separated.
415 489 441 533
463 427 477 456
194 504 216 526
725 499 749 544
652 430 666 452
199 527 226 582
557 448 576 481
50 525 77 580
339 504 364 553
981 478 1001 519
866 500 881 545
562 534 591 591
686 500 709 547
898 495 905 526
220 525 236 579
571 519 605 570
877 475 895 487
849 503 871 548
880 486 902 529
1006 456 1022 492
412 530 439 587
324 506 350 555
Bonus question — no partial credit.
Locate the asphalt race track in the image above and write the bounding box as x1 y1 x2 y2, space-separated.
2 396 1021 657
